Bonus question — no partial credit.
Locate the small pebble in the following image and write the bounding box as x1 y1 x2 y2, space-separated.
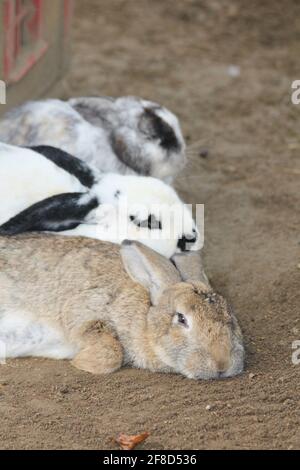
227 65 240 77
227 165 237 173
249 373 256 379
199 148 209 159
205 404 212 411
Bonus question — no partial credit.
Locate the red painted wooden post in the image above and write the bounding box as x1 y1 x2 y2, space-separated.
64 0 74 37
3 0 15 80
2 0 72 84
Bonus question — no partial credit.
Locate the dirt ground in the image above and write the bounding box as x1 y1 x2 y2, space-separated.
0 0 300 450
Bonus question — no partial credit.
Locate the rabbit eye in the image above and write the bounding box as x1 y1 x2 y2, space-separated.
129 214 162 230
176 312 188 327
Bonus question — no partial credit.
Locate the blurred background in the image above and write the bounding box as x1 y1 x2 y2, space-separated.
0 0 72 108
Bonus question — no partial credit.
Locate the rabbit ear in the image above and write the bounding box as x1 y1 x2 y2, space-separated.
0 193 98 235
110 131 151 176
171 250 211 287
120 240 181 305
69 97 115 127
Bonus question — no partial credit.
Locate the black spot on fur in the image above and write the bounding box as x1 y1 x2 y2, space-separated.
0 193 98 235
129 214 162 230
177 234 198 252
142 108 181 152
29 145 97 188
114 190 121 198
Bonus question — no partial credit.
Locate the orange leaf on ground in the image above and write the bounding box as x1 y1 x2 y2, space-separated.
115 432 150 450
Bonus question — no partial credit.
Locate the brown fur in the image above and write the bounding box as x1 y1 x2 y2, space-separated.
0 234 244 379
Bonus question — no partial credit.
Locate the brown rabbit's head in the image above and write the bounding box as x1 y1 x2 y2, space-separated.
121 241 244 380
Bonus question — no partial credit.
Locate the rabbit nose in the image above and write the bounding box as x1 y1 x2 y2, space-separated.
177 234 197 252
211 345 231 374
215 360 229 374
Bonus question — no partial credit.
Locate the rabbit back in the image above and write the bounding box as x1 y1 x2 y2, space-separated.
0 143 86 226
0 235 136 334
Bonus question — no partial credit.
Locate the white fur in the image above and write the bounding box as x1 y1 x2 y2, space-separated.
61 174 202 258
0 310 78 359
0 145 200 258
0 143 86 226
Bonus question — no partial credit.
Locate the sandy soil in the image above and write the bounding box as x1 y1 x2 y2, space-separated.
0 0 299 450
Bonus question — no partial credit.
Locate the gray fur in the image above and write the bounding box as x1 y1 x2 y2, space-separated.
0 96 186 182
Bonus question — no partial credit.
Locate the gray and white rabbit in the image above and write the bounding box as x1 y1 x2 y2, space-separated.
0 96 186 183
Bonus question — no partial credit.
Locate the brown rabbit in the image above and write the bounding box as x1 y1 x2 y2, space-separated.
0 234 244 379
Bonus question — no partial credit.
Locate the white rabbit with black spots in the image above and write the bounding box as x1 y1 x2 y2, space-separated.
0 143 200 258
